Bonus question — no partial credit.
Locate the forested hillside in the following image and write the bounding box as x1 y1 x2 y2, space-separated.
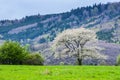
0 2 120 44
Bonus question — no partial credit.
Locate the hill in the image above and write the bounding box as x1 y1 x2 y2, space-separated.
0 2 120 44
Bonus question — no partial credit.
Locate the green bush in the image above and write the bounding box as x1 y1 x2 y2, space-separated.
0 53 3 64
0 41 29 64
116 54 120 66
24 53 44 65
0 41 44 65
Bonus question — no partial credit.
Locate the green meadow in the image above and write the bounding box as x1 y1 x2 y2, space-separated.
0 65 120 80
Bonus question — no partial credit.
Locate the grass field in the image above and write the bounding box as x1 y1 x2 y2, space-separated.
0 65 120 80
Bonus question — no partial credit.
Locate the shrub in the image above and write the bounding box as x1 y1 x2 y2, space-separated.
0 41 29 64
0 53 3 64
116 54 120 66
24 53 44 65
59 62 64 65
0 41 44 65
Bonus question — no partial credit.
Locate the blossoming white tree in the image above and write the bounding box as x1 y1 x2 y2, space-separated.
52 28 107 65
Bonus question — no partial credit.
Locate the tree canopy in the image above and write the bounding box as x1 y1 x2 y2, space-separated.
52 28 107 65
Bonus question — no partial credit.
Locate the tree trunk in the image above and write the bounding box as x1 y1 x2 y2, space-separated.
77 45 84 65
77 58 82 65
77 48 82 65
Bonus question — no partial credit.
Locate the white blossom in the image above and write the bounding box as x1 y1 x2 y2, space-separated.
52 28 107 65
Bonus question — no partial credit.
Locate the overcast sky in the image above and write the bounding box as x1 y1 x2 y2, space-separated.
0 0 120 20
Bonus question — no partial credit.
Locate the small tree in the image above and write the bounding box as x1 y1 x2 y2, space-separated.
24 53 44 65
52 28 107 65
0 41 29 64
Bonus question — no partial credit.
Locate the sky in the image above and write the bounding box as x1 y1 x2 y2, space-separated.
0 0 120 20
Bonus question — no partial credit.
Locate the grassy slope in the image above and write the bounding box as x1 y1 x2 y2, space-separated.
0 65 120 80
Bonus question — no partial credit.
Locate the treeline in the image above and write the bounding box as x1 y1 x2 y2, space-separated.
0 41 44 65
61 2 120 20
